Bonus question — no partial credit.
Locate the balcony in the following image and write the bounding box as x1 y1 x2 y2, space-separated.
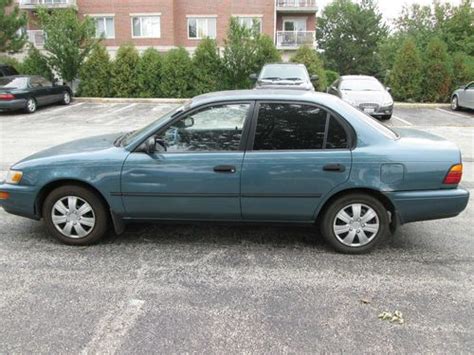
276 31 316 49
27 30 45 47
276 0 317 12
19 0 77 10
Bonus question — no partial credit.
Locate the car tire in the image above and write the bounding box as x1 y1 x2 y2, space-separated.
451 96 460 111
62 91 71 105
24 98 37 114
320 193 390 254
42 185 109 245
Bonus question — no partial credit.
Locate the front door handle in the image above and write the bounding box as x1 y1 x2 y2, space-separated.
213 165 236 173
323 164 346 172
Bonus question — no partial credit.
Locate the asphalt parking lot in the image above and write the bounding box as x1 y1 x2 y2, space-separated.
0 101 473 353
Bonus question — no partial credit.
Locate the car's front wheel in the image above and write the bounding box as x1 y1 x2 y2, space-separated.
42 185 109 245
451 96 460 111
320 193 390 254
24 98 37 114
62 91 71 105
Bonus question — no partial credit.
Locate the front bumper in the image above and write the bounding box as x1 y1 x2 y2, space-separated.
0 182 39 220
358 104 393 117
385 188 469 224
0 99 27 111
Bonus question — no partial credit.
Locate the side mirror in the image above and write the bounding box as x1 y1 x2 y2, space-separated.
249 73 258 81
386 86 391 93
310 75 319 82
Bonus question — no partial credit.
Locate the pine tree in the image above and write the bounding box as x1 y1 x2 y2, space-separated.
160 47 193 98
0 0 27 53
422 37 452 102
388 38 423 101
137 48 162 98
111 44 140 98
290 45 327 91
191 38 222 96
78 45 111 97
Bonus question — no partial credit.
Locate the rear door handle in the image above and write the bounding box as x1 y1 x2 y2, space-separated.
323 164 346 172
213 165 236 173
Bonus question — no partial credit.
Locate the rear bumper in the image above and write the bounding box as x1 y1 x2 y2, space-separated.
0 99 26 111
385 188 469 224
0 182 39 220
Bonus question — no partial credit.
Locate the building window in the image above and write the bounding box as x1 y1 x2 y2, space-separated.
236 16 262 32
187 17 217 39
93 17 115 39
132 16 161 38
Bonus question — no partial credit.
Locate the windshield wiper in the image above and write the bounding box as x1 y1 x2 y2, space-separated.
114 130 136 147
283 77 303 81
261 77 281 81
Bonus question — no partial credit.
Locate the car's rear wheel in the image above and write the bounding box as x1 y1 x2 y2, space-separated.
42 185 109 245
451 96 460 111
62 91 71 105
25 98 37 114
320 193 390 254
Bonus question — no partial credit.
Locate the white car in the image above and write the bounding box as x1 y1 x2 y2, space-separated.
451 81 474 110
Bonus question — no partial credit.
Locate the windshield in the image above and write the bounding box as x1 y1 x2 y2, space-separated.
259 65 307 81
340 79 384 91
0 77 27 89
119 105 186 146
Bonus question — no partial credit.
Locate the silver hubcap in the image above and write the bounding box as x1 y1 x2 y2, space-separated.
333 203 380 247
51 196 95 238
27 99 36 111
451 97 457 110
64 92 70 104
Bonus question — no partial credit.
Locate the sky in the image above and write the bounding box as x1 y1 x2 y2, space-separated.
316 0 465 22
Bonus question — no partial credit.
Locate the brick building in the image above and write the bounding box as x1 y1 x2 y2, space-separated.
18 0 317 58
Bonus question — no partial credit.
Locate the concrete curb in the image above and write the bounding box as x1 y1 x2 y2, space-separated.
75 97 450 108
74 97 189 104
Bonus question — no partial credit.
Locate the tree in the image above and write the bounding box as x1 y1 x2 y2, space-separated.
222 17 260 89
316 0 388 76
110 44 140 98
160 47 193 98
290 45 327 91
451 52 473 90
191 38 222 96
254 34 281 69
325 70 339 87
0 0 26 53
422 37 452 102
137 48 162 98
388 38 423 102
37 8 99 83
19 44 53 81
78 44 111 97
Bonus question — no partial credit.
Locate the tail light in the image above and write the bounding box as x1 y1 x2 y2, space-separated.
443 164 463 185
0 93 15 100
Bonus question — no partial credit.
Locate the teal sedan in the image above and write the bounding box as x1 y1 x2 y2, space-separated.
0 90 469 253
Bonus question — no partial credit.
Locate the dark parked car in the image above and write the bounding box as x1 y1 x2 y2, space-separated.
328 75 393 119
250 63 317 91
0 90 469 254
0 75 72 113
451 81 474 110
0 64 19 77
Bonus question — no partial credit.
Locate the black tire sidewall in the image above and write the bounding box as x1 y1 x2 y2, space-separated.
320 193 390 254
42 185 108 245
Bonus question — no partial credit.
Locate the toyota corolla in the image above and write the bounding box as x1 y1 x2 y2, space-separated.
0 90 469 253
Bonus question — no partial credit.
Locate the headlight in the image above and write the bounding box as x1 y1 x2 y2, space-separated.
382 100 394 107
6 170 23 185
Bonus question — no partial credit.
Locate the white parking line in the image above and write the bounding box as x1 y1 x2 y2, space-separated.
391 115 413 126
435 107 473 119
109 103 137 114
39 102 85 121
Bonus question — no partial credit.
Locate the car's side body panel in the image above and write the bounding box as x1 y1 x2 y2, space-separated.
454 82 474 109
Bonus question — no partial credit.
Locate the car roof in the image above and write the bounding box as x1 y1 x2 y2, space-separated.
340 75 377 81
189 89 338 108
0 75 32 79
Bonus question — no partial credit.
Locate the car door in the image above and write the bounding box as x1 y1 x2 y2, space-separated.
121 102 254 220
241 101 352 221
29 76 50 105
461 82 474 109
37 77 59 104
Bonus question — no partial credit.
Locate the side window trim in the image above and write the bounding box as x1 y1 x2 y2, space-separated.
246 100 355 152
137 100 256 154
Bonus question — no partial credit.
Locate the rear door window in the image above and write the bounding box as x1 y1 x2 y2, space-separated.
252 102 349 150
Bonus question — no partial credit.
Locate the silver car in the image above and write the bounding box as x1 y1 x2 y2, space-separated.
327 75 393 120
250 63 317 91
451 81 474 110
